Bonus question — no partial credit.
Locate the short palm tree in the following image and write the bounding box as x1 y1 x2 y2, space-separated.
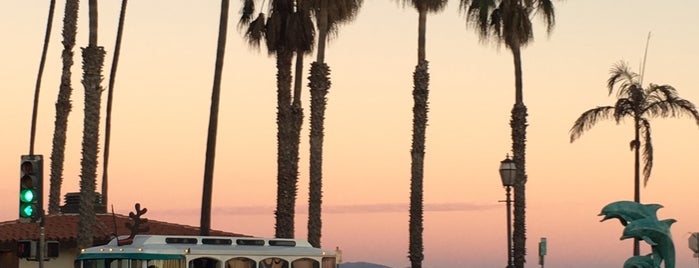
77 0 106 249
239 0 312 238
305 0 363 248
48 0 79 215
571 61 699 204
571 62 699 198
401 1 447 267
460 0 555 267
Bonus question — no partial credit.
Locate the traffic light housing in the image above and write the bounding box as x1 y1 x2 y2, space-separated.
17 240 35 258
16 240 59 260
46 241 59 258
19 155 43 222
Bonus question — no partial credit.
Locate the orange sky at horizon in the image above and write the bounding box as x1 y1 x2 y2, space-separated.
2 1 699 267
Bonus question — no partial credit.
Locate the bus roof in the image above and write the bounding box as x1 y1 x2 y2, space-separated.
77 235 335 260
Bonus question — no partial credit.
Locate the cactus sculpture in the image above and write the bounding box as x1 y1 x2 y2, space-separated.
599 201 676 268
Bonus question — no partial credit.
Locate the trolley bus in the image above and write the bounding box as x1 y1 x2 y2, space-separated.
75 235 338 268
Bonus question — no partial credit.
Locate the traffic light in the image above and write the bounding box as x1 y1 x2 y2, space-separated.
16 240 59 260
46 241 59 258
19 155 43 222
17 240 36 258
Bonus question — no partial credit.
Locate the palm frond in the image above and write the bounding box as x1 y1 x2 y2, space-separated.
265 11 282 53
490 6 502 39
535 0 555 34
569 106 615 142
244 12 267 49
461 0 555 48
287 8 315 53
403 0 448 13
643 84 699 123
506 4 533 47
460 0 496 40
239 0 256 28
640 119 653 186
607 62 639 97
612 98 633 123
323 0 363 37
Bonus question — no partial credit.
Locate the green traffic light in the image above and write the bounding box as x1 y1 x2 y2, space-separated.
20 189 35 203
19 204 33 217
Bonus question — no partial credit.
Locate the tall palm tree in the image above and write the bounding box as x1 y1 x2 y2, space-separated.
460 1 555 267
47 0 77 215
402 1 447 267
200 0 231 236
289 2 314 240
102 0 129 214
306 0 363 248
77 0 106 249
239 0 310 238
570 61 699 255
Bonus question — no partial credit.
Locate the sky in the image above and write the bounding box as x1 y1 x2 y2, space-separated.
2 1 699 267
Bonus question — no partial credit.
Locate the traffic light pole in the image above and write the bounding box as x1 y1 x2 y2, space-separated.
38 217 44 268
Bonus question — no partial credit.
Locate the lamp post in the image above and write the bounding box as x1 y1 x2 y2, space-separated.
499 156 516 268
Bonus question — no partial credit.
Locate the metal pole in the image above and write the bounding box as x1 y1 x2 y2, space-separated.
38 217 44 268
506 186 513 268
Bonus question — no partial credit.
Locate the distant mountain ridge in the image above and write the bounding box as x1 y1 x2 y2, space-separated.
339 262 392 268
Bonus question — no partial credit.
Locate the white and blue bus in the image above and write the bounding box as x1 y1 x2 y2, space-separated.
75 235 338 268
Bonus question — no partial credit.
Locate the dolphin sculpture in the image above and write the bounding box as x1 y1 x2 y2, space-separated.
623 255 655 268
599 201 663 226
621 218 676 268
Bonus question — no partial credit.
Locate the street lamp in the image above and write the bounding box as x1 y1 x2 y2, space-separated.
499 156 516 268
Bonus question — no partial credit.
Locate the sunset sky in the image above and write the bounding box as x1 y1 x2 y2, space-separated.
2 1 699 267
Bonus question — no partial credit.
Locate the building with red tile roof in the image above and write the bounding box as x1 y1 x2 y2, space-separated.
0 213 246 268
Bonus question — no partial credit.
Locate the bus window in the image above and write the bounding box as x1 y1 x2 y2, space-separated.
109 259 144 268
291 258 319 268
226 257 256 268
190 257 220 268
260 258 288 268
148 259 186 268
321 258 335 268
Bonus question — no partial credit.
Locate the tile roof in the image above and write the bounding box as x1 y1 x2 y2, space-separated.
0 214 246 245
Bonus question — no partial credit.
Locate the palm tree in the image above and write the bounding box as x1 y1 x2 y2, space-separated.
400 1 447 267
239 0 310 238
306 0 363 248
460 1 555 267
45 0 75 216
102 0 129 214
570 61 699 255
289 2 314 240
200 0 231 236
77 0 106 249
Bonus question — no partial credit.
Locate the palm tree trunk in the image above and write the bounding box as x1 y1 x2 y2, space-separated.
200 0 230 236
417 9 427 62
88 0 98 46
77 45 105 249
284 48 303 237
275 47 296 239
30 0 56 158
308 61 330 247
77 0 104 249
102 0 128 211
409 9 429 268
315 0 328 64
307 0 329 247
48 0 79 215
511 46 527 268
409 60 429 268
633 116 641 255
